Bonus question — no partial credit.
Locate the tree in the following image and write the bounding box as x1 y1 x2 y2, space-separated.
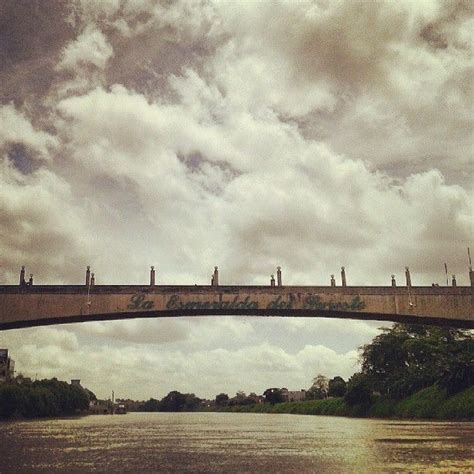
33 379 89 414
0 377 93 419
12 373 32 386
159 391 187 411
344 373 373 406
0 385 27 418
158 391 201 411
85 388 97 401
215 393 229 406
24 387 57 417
359 324 473 398
263 388 284 404
437 337 474 395
142 398 160 412
328 376 346 397
226 391 258 407
307 374 329 399
183 393 201 411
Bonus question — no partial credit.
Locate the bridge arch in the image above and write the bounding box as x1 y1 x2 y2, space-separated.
0 285 472 330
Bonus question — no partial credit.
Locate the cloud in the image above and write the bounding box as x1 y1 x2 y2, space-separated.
0 324 360 399
57 25 113 71
0 104 58 159
73 319 190 345
0 157 89 284
212 0 473 183
50 80 473 288
0 0 472 399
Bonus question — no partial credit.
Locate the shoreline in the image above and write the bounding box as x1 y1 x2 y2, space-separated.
210 385 474 422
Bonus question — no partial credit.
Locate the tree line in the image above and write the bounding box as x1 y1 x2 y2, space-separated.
0 377 96 419
139 390 202 412
5 323 468 419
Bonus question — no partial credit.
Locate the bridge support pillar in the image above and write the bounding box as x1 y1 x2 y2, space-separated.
405 267 412 287
277 267 282 286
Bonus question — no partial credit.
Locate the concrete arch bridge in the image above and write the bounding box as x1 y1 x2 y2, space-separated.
0 284 472 330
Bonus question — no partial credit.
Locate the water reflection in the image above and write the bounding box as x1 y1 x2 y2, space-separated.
0 413 472 472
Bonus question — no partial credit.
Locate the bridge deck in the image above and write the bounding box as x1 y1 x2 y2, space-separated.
0 285 472 330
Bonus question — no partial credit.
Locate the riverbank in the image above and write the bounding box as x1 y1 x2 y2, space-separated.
215 385 474 420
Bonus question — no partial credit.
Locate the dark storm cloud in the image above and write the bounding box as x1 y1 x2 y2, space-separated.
0 0 75 105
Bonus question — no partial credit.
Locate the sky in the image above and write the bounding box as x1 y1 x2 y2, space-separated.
0 0 472 400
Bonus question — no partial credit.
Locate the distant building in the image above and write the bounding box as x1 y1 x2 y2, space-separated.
0 349 15 383
281 388 306 402
89 400 114 415
115 399 144 412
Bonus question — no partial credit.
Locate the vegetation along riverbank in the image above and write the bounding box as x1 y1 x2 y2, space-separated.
2 323 472 421
133 324 473 421
217 323 474 420
0 378 96 419
217 385 474 420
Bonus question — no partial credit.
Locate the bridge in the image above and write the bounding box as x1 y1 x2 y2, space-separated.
0 267 473 330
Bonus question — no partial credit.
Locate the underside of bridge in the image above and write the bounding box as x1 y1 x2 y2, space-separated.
0 285 472 330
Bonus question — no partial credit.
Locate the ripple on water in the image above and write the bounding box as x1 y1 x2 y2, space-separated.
0 413 473 473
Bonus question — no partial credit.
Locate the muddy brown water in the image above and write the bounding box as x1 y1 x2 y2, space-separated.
0 412 472 473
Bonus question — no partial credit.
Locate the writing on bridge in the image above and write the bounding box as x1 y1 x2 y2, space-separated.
126 293 366 312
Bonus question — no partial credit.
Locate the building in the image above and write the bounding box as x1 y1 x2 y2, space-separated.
281 388 306 402
0 349 15 383
89 400 114 415
115 399 144 412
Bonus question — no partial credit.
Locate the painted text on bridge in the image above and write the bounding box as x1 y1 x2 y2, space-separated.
127 293 366 312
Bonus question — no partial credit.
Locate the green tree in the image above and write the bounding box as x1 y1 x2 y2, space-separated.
0 385 27 418
328 376 347 397
184 393 201 410
344 373 373 406
24 387 57 417
307 374 329 399
0 377 93 419
215 393 229 406
437 337 474 395
263 388 284 404
142 398 160 411
85 388 97 401
33 379 89 414
158 391 201 411
359 324 473 398
159 391 187 411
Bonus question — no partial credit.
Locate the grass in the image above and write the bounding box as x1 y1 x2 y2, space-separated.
394 385 448 419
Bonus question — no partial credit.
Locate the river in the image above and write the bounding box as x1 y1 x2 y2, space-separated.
0 413 472 473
